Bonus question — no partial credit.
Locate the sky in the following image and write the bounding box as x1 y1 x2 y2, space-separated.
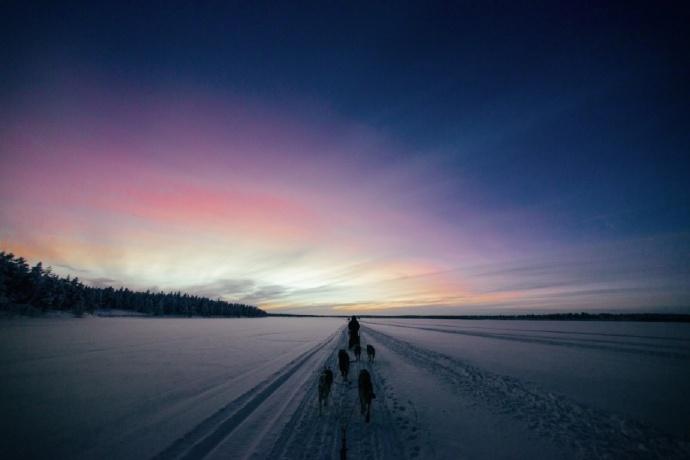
1 1 689 314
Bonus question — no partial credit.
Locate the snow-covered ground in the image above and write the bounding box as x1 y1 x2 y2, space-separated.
1 317 688 459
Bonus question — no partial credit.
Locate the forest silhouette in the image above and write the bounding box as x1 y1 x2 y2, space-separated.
0 251 266 317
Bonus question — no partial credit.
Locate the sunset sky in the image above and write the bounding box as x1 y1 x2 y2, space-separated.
2 2 689 314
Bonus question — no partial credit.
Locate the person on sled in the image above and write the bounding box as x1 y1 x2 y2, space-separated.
348 315 360 348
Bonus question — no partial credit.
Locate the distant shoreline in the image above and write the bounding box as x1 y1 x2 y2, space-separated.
3 309 689 323
267 312 690 323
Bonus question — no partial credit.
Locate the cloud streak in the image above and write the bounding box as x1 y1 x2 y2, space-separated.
1 80 688 314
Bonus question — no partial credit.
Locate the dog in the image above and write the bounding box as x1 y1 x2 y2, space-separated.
366 344 376 362
354 344 362 361
338 349 350 381
358 369 375 423
318 368 334 415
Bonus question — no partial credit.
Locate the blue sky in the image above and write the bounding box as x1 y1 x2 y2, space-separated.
2 1 689 313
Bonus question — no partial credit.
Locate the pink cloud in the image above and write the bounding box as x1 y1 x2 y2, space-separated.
5 79 637 313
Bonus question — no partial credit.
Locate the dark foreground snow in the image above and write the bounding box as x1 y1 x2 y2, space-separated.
1 317 689 459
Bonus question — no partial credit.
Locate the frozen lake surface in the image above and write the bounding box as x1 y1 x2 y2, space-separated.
1 317 689 459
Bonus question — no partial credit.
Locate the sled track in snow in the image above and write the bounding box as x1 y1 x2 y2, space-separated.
267 330 406 460
366 322 690 359
364 325 690 460
265 339 343 460
152 328 342 460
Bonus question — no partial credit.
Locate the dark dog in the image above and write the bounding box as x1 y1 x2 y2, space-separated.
338 349 350 381
318 368 334 415
354 344 362 361
366 344 376 362
358 369 375 423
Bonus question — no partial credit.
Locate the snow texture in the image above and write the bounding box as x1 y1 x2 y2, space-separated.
1 317 689 459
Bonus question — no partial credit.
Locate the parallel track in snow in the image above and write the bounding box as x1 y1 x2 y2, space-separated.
154 321 690 460
266 329 406 460
152 328 342 460
365 321 690 359
153 325 406 460
364 325 690 460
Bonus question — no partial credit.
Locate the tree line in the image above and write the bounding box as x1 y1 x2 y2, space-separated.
0 251 267 317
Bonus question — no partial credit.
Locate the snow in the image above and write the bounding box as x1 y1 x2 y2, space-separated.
363 319 690 459
1 317 689 459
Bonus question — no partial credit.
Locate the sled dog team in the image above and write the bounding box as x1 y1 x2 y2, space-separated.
318 316 376 423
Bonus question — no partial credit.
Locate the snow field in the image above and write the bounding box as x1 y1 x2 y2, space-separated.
2 317 689 459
